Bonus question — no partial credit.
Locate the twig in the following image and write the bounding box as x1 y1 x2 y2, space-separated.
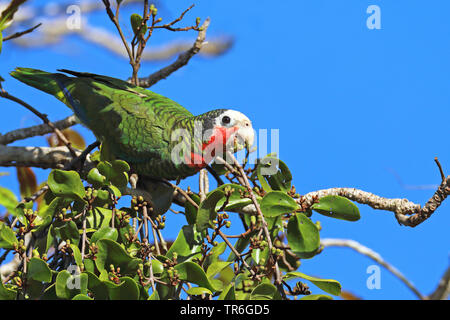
148 253 156 292
142 205 150 241
434 157 446 182
427 266 450 300
135 17 211 88
206 164 224 185
216 229 255 277
163 179 199 209
0 115 77 145
215 156 245 185
3 23 42 41
321 238 424 300
102 0 133 63
0 89 77 157
81 208 87 261
199 169 207 202
227 152 283 287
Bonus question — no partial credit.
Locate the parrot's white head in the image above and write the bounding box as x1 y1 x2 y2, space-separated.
213 109 255 150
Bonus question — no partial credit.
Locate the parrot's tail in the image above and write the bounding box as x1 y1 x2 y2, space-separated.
10 67 75 110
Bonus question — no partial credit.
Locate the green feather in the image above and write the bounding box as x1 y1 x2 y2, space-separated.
10 67 224 180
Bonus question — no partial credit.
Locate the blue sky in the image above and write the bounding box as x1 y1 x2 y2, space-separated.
1 0 449 299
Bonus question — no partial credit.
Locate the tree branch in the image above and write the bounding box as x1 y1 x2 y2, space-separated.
0 89 77 157
134 17 211 88
0 145 87 170
320 238 425 300
427 266 450 300
0 115 77 145
3 22 41 41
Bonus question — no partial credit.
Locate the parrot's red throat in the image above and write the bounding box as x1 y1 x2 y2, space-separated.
184 125 239 169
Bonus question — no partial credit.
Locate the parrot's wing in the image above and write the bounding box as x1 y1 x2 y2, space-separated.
11 68 193 166
68 73 193 165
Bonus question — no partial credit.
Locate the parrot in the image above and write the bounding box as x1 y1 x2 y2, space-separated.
10 68 255 183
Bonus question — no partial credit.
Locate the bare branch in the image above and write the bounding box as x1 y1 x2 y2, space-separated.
0 145 91 170
3 22 41 41
135 17 211 88
0 115 77 145
427 266 450 300
321 238 424 300
0 89 77 157
300 179 450 227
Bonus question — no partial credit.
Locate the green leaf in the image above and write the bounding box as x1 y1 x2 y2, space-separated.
130 13 147 36
256 155 292 192
0 186 18 215
300 294 333 300
206 261 232 280
287 213 320 259
175 261 215 292
184 193 200 225
0 281 16 300
95 239 140 275
0 222 17 249
260 191 298 218
148 290 160 300
48 170 86 202
196 188 226 231
112 160 130 173
14 202 31 226
87 207 112 229
27 257 52 282
72 294 93 300
45 224 55 253
312 195 360 221
85 271 109 300
207 242 226 263
90 226 118 244
150 258 164 275
70 244 83 269
250 283 282 300
97 161 129 189
251 247 269 266
53 220 80 246
166 225 202 263
284 272 341 296
38 196 71 222
105 277 139 300
87 168 107 188
55 270 88 300
215 184 253 211
218 283 236 300
186 287 212 296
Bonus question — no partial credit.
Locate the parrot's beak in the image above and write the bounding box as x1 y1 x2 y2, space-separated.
232 120 255 151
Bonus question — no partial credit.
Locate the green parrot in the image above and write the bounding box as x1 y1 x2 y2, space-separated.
10 68 255 183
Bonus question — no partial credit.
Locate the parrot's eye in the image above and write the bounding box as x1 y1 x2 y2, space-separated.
222 116 231 125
